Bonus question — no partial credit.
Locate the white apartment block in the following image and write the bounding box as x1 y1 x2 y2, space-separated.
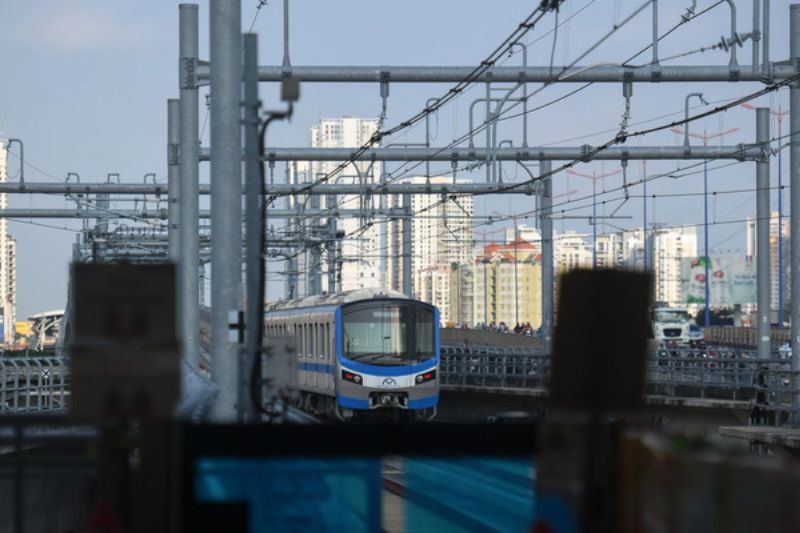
288 117 382 297
552 226 689 307
746 211 790 314
554 231 593 273
0 141 16 344
504 225 541 252
387 176 474 300
651 226 697 306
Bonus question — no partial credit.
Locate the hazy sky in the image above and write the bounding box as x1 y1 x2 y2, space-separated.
0 0 795 318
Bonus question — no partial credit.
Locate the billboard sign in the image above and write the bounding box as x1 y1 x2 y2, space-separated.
681 256 756 306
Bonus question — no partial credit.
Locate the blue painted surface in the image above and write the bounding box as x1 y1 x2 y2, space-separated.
332 304 441 410
299 362 335 375
408 395 439 409
196 457 381 533
404 457 536 532
336 394 370 409
196 455 538 533
338 357 436 377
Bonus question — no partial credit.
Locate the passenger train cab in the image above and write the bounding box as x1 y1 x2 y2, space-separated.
264 288 440 421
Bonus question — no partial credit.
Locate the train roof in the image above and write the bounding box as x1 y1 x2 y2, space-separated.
267 287 409 312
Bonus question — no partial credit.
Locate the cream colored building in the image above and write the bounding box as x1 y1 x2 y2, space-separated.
746 211 789 316
471 239 542 329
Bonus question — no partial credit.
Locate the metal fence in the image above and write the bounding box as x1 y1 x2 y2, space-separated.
440 346 549 392
0 358 69 414
703 326 791 350
1 348 796 424
440 344 798 424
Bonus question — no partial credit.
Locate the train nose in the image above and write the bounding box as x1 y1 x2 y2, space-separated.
370 392 408 408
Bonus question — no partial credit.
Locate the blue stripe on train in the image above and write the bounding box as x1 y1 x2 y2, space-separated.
336 395 370 409
408 395 439 409
298 362 335 375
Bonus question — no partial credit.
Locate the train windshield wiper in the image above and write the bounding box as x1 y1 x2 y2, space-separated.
346 353 413 365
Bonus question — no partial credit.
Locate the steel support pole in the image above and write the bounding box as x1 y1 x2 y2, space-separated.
241 33 260 423
704 157 711 326
209 0 242 421
756 107 771 360
167 99 180 262
591 180 597 269
327 219 337 293
643 163 649 270
789 3 800 421
179 4 200 369
778 109 785 326
540 160 554 355
95 194 109 235
94 193 109 262
309 193 321 295
402 193 412 297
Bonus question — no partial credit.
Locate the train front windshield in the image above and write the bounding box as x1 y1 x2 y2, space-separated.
342 302 435 365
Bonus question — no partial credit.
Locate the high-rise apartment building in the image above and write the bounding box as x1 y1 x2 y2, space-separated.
288 117 382 297
472 238 542 328
746 211 790 315
412 177 474 297
554 231 593 273
552 226 689 307
0 141 17 344
387 176 474 300
651 226 697 306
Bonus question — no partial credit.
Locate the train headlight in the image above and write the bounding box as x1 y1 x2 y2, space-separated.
415 370 436 384
341 370 363 385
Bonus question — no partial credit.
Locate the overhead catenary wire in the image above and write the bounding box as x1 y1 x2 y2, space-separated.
323 0 728 228
295 0 691 236
270 1 562 204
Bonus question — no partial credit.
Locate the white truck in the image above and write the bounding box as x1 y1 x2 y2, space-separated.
651 307 693 346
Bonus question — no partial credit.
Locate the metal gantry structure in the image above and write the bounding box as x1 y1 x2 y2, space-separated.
1 1 799 422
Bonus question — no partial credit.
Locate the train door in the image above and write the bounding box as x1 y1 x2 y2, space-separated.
310 322 318 389
294 321 303 388
325 321 333 390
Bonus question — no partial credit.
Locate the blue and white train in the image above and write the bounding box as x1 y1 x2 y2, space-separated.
264 288 440 421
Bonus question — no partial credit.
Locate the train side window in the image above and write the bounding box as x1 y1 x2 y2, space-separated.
322 323 328 357
313 322 322 357
316 323 322 357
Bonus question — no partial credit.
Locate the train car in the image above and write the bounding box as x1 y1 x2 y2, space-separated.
264 288 439 421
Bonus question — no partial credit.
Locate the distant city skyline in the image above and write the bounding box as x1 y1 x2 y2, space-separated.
0 1 794 317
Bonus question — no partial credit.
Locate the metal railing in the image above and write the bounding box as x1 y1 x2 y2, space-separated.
440 344 798 424
440 346 549 391
1 348 796 425
0 357 69 414
703 326 791 350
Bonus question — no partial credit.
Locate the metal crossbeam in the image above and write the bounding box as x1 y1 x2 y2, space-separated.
194 64 798 83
